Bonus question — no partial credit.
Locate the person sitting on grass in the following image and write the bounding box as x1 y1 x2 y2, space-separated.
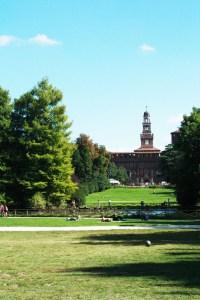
101 216 112 222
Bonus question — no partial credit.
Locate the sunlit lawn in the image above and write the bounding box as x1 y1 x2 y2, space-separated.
86 187 176 206
1 230 200 300
1 217 200 227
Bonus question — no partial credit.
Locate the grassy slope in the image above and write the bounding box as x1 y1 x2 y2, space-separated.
86 187 176 206
0 230 200 300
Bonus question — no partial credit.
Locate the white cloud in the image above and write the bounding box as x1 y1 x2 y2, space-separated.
0 35 17 47
28 34 60 46
139 43 155 53
167 114 183 125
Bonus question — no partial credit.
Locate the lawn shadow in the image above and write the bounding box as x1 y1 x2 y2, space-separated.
120 219 200 226
80 230 200 246
153 191 175 196
62 260 200 290
57 230 200 296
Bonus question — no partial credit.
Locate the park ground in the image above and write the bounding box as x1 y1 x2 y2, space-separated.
85 187 176 206
1 187 199 299
1 229 200 300
1 217 200 227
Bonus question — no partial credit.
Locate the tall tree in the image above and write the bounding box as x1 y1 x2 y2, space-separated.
9 79 76 208
161 107 200 208
0 87 12 199
72 134 110 203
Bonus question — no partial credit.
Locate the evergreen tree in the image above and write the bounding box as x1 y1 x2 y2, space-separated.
9 79 76 208
0 87 12 201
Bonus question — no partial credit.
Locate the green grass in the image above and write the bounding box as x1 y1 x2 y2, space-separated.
86 187 176 206
1 230 200 299
0 217 110 227
1 217 200 227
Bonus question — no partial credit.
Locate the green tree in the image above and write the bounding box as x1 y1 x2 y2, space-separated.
160 144 179 184
116 166 129 184
107 161 129 184
73 134 98 185
0 87 12 199
9 79 76 208
72 134 110 204
161 107 200 209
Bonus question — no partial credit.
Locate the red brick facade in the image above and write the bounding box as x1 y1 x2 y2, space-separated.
111 110 161 185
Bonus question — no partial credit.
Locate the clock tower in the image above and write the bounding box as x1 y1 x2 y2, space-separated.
140 110 154 148
111 109 161 185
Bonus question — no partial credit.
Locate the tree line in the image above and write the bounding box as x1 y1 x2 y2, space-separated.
0 80 128 208
72 134 128 205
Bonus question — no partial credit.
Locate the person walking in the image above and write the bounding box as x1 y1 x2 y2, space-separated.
0 203 4 217
3 204 8 217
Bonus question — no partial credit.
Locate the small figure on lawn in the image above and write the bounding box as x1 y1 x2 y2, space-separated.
101 216 112 222
4 204 8 217
0 203 4 217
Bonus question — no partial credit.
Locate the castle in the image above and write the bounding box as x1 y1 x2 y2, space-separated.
111 110 161 185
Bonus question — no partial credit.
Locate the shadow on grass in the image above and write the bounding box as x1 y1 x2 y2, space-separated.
153 191 175 196
63 260 200 289
80 230 200 246
120 219 200 226
166 251 200 256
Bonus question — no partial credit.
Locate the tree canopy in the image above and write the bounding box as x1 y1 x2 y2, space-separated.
0 80 129 209
72 134 110 204
8 79 76 208
161 107 200 208
0 87 12 201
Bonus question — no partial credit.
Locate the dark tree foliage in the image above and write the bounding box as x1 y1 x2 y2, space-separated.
9 80 76 208
0 87 12 202
72 134 110 204
107 161 129 184
160 107 200 209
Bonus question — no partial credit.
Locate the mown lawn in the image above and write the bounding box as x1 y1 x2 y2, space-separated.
1 216 200 227
86 187 176 206
0 230 200 300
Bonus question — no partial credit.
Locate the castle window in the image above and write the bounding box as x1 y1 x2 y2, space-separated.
145 139 149 145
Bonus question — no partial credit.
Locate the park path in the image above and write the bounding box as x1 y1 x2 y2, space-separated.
0 225 200 231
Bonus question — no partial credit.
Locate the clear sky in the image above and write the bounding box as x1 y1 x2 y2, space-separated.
1 0 200 151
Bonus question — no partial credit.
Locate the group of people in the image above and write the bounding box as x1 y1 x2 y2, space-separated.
0 203 8 217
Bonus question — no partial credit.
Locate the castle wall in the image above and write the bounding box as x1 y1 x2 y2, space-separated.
111 152 161 185
110 110 161 185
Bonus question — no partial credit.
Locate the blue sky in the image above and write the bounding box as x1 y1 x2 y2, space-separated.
1 0 200 151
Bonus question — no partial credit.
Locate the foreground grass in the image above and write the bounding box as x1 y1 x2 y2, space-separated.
1 217 200 227
0 230 200 300
86 187 176 206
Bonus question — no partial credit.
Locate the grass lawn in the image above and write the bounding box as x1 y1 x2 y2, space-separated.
86 187 176 206
0 217 200 227
0 230 200 300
